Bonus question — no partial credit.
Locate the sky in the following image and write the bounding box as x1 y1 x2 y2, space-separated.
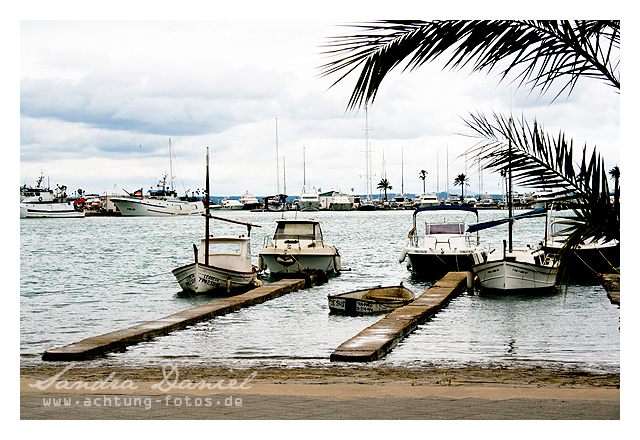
17 9 621 199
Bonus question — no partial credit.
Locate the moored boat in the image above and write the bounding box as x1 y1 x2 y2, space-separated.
399 205 488 280
171 148 262 294
239 191 262 210
299 186 320 211
259 218 341 278
20 176 85 218
328 284 414 315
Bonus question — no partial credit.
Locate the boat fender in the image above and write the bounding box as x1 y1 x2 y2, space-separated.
399 248 408 263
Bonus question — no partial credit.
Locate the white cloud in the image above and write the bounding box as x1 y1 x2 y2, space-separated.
19 20 620 198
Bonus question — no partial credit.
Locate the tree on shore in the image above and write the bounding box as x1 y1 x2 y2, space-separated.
418 170 427 194
453 173 469 202
377 178 392 201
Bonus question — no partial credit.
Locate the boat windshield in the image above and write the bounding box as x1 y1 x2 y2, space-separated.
275 222 321 241
426 223 464 235
208 242 242 255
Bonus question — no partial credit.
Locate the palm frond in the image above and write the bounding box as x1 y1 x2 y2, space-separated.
463 111 619 242
319 20 620 110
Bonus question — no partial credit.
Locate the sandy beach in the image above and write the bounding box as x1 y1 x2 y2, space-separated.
20 363 619 420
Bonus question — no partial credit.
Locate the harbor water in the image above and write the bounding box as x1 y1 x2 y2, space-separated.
20 209 620 373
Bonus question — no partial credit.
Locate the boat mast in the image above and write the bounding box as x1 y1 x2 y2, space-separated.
205 147 210 266
364 106 372 201
507 120 513 253
275 118 280 194
169 138 174 192
303 146 306 188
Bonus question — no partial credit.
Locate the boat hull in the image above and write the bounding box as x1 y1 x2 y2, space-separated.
473 258 558 292
20 202 85 218
171 262 259 294
328 286 414 315
111 198 205 216
402 247 487 280
543 241 620 278
259 249 340 278
299 201 320 211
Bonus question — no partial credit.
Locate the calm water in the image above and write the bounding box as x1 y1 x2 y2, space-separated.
20 209 619 372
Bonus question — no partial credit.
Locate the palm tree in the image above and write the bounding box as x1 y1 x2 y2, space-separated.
319 20 619 266
377 178 392 201
453 173 469 202
418 170 427 194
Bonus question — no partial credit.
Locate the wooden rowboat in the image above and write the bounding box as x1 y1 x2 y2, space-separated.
328 284 415 315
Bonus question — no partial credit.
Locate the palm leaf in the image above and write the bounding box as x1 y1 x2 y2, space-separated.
463 111 618 243
319 20 619 110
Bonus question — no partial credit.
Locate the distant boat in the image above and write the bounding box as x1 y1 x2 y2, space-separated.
414 193 440 208
265 194 287 211
259 218 341 278
299 186 320 211
172 148 262 294
399 205 487 280
329 192 352 211
20 174 85 218
110 139 205 216
220 198 243 210
328 284 414 315
239 191 262 210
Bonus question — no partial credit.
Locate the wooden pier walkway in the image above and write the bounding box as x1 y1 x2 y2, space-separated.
601 274 620 306
330 272 468 362
42 279 307 361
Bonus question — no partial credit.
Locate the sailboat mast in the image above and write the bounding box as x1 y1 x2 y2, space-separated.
507 127 513 253
169 138 174 192
275 118 280 194
303 146 306 187
364 106 372 200
205 147 210 266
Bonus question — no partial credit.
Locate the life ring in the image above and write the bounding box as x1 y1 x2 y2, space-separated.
38 197 42 202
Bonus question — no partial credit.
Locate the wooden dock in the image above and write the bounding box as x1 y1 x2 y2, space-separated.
330 272 468 362
42 279 307 361
601 273 620 306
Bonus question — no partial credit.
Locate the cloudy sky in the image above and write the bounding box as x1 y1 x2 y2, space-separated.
18 13 620 199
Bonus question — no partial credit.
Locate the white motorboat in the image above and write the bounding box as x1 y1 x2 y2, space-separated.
328 284 414 315
299 186 320 211
414 193 440 208
329 193 352 211
172 148 262 294
20 176 85 218
239 191 262 210
259 218 341 278
399 205 488 280
220 198 244 210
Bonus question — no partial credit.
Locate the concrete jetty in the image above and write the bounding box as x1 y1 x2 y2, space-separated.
42 279 306 361
330 272 468 362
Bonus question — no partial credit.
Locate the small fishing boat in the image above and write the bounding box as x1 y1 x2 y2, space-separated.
171 148 262 294
328 284 414 315
259 218 341 278
470 136 559 293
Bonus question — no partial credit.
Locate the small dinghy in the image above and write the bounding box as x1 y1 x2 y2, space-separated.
328 284 415 315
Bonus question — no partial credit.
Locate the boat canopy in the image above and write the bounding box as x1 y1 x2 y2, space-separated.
466 208 547 233
413 204 478 218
